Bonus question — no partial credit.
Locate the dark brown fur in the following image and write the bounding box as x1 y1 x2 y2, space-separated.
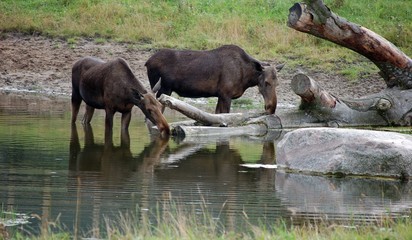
71 57 170 136
145 45 284 114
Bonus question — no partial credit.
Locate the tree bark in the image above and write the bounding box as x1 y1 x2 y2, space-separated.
288 1 412 89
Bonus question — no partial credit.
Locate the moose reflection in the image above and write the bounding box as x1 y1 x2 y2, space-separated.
69 124 169 184
67 125 278 236
68 124 171 237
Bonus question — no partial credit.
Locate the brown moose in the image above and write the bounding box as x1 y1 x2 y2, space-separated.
71 57 170 136
145 45 284 114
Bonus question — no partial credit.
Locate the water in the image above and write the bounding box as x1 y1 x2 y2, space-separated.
1 93 412 237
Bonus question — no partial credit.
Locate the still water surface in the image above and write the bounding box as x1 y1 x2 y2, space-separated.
1 93 412 237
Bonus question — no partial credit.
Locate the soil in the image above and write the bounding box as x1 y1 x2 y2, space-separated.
0 32 386 110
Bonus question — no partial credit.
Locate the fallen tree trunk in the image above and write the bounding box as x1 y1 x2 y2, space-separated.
286 0 412 126
288 0 412 89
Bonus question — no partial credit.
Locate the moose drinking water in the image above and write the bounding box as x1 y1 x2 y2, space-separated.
71 57 170 136
145 45 284 114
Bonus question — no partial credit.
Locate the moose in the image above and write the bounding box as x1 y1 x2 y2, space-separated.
71 57 170 136
145 45 284 114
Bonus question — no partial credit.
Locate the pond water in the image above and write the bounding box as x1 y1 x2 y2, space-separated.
1 93 412 237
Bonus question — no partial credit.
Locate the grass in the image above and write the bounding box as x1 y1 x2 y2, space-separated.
3 200 412 240
233 98 255 108
0 0 411 79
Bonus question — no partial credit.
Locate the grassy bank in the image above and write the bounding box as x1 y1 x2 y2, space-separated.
1 0 411 79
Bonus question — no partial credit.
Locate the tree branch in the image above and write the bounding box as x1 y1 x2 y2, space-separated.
288 1 412 89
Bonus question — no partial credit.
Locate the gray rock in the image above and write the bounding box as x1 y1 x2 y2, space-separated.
276 128 412 179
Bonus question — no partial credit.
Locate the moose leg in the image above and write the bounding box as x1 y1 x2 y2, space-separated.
121 111 132 131
104 128 114 147
82 105 95 125
216 97 232 114
157 89 172 113
71 98 82 124
83 124 95 145
104 109 115 130
120 128 131 148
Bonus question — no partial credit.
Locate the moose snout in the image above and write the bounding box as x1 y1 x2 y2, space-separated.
158 122 171 137
265 103 277 115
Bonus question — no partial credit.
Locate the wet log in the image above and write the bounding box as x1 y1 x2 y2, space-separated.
288 0 412 89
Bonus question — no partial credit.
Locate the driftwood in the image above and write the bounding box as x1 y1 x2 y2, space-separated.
287 0 412 126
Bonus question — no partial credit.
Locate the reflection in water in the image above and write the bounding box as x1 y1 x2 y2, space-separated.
69 123 171 181
276 171 412 224
260 142 275 164
71 124 137 181
2 94 412 238
66 124 279 237
68 124 170 237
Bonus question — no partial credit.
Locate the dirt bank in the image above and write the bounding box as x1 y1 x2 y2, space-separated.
0 33 386 110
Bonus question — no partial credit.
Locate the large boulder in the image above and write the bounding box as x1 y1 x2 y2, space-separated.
276 128 412 179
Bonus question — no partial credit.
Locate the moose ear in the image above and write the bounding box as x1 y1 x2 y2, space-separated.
132 88 144 100
253 61 264 72
276 63 285 72
152 80 162 93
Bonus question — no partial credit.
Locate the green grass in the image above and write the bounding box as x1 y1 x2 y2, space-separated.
0 0 411 80
233 98 255 108
4 202 412 240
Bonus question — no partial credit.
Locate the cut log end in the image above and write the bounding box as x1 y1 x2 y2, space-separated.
376 98 392 111
291 73 314 96
287 3 303 27
291 73 336 108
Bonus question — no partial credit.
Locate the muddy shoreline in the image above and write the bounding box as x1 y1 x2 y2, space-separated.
0 33 386 110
